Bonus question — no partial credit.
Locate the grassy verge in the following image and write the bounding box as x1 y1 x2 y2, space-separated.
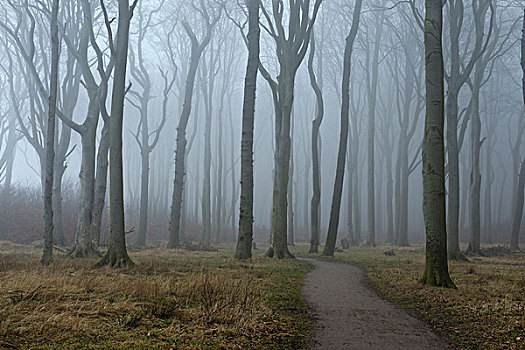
0 242 312 349
295 243 524 350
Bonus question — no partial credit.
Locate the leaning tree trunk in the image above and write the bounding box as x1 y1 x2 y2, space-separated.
308 32 324 254
322 0 362 257
41 0 60 266
421 0 455 288
168 18 215 249
97 0 134 268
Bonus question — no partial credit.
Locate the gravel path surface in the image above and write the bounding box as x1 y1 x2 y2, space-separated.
301 258 453 350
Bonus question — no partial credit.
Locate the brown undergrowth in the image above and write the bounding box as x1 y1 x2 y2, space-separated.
296 243 524 350
0 242 312 349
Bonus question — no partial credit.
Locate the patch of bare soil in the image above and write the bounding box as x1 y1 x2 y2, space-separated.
301 258 453 350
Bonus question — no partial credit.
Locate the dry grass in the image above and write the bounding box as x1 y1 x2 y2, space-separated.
0 242 312 349
296 243 524 350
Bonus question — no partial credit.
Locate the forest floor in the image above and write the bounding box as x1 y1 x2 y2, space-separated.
0 241 312 349
295 243 525 350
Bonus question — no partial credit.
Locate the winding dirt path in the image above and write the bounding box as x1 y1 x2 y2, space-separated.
301 258 452 350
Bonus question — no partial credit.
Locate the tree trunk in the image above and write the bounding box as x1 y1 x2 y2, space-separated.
235 0 259 258
97 0 134 268
91 121 110 246
466 71 482 255
512 10 525 252
268 74 295 259
421 0 455 288
41 0 60 266
288 116 295 247
446 90 462 260
366 18 383 247
137 96 151 246
322 0 362 256
511 160 525 251
70 105 99 257
308 32 324 253
168 17 215 249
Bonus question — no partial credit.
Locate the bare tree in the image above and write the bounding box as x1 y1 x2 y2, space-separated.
97 0 138 268
128 0 171 247
322 0 362 257
260 0 322 259
168 0 221 249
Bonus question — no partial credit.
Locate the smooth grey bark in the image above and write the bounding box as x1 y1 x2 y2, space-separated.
168 4 219 249
235 0 259 260
41 0 60 266
421 0 455 288
322 0 362 257
308 31 324 253
97 0 137 268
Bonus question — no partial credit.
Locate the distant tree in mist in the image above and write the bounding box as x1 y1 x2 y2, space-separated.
168 0 221 249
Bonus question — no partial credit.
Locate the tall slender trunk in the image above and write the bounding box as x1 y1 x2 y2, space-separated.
466 69 482 255
511 9 525 252
484 140 493 244
41 0 60 266
446 90 462 259
168 17 216 249
366 19 383 247
308 32 324 253
288 117 295 247
137 97 150 246
235 0 259 259
322 0 362 256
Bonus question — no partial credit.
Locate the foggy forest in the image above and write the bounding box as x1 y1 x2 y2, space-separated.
0 0 523 349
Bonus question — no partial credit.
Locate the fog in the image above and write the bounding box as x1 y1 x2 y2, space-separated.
0 0 523 251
